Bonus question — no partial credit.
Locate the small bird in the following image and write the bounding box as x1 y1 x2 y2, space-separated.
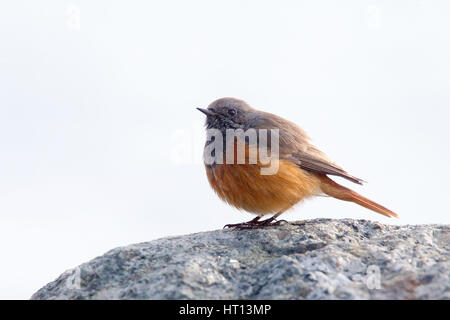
197 97 398 229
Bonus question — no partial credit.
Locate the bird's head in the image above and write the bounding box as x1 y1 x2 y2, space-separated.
197 97 258 131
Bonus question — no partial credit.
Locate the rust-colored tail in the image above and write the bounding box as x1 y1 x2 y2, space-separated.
319 175 398 218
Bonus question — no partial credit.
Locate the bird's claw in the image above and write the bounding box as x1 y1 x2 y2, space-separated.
223 218 286 230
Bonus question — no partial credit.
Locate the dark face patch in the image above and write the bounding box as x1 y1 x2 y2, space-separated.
205 98 253 131
205 110 243 130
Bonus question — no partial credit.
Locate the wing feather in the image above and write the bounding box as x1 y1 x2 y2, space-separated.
252 110 364 185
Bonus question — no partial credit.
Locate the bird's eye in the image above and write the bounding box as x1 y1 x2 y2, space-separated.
228 109 237 116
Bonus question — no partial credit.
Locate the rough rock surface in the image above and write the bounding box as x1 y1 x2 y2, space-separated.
32 219 449 300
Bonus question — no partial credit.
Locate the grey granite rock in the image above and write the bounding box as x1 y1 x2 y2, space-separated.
31 219 449 300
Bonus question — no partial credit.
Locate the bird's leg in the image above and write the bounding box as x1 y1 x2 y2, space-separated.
259 211 286 226
223 216 263 229
224 211 287 229
270 213 288 225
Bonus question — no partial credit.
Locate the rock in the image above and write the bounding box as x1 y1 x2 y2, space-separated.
31 218 449 300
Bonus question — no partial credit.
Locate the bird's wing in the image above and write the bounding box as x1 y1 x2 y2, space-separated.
252 110 365 185
289 151 364 185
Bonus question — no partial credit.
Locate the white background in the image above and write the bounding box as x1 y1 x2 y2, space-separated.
0 1 449 299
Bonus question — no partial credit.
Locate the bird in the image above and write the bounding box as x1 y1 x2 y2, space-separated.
197 97 398 229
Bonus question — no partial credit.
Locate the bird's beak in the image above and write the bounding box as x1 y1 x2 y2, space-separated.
197 108 215 116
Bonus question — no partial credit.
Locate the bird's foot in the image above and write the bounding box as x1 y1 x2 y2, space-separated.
223 216 261 229
224 217 287 230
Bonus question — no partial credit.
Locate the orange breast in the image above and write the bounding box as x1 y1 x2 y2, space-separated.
205 160 321 215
